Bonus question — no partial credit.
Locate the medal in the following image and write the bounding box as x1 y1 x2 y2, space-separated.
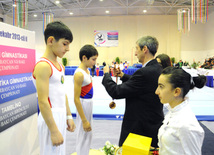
61 75 64 84
109 101 116 109
109 74 118 109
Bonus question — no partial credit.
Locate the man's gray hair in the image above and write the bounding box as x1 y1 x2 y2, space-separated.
136 36 159 56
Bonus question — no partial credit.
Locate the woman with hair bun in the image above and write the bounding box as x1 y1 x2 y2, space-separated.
155 66 206 155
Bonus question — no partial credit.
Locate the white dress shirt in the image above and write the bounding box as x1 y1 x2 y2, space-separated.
158 100 204 155
142 59 153 67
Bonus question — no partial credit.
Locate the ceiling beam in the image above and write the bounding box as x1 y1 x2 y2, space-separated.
28 1 43 12
112 0 125 6
76 0 83 8
129 0 141 7
84 0 93 8
166 0 179 14
49 0 64 8
164 0 172 6
0 3 5 14
24 4 192 14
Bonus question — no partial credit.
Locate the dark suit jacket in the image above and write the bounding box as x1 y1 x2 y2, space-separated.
102 59 164 147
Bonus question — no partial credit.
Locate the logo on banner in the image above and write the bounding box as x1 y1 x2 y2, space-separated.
94 30 118 47
94 32 106 45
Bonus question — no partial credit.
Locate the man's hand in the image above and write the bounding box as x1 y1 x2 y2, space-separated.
113 68 124 78
67 119 76 132
103 65 110 74
51 130 64 146
82 120 92 132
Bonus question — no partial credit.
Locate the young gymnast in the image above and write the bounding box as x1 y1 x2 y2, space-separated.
73 45 98 155
33 21 75 155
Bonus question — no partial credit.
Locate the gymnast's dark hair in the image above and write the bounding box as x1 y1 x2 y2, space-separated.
79 45 98 61
156 54 172 69
162 66 207 98
44 21 73 44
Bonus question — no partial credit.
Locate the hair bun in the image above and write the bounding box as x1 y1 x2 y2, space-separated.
192 75 207 89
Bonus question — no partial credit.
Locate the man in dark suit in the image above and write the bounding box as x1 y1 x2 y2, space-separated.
102 36 164 147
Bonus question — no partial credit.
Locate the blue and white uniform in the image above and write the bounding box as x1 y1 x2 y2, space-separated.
33 58 66 155
74 68 93 155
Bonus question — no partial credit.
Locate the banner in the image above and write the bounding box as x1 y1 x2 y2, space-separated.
0 45 35 76
0 22 37 132
0 22 39 155
94 30 118 47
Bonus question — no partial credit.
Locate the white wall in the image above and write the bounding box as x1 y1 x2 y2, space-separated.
180 12 214 64
3 13 214 65
205 12 214 50
28 15 180 66
27 20 45 61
